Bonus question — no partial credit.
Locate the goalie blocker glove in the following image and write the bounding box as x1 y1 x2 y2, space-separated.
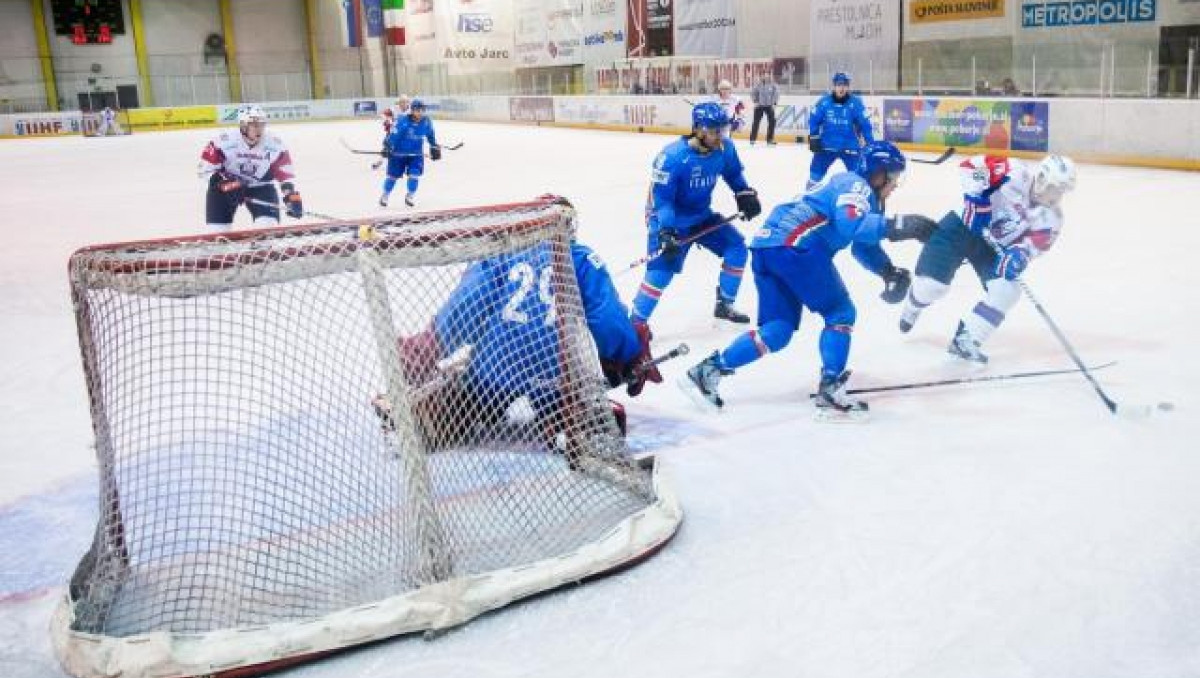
885 214 937 243
735 188 762 220
603 321 663 397
879 264 911 304
280 182 304 219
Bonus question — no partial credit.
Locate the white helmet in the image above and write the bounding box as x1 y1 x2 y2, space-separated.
237 104 267 125
717 79 733 92
1032 154 1076 206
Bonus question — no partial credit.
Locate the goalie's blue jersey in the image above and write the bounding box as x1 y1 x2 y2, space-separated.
433 242 640 398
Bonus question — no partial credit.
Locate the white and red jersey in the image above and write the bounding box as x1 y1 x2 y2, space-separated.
199 129 295 186
381 109 396 135
710 93 746 135
958 155 1063 260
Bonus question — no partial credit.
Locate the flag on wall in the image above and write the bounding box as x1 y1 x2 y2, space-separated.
364 0 384 38
342 0 363 47
384 0 406 45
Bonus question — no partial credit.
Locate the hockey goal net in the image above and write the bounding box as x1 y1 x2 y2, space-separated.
53 197 682 678
82 108 132 136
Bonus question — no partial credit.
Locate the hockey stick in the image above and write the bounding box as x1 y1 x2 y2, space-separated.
618 213 745 277
909 147 957 165
629 343 689 382
340 137 462 156
988 241 1172 417
244 196 342 222
807 361 1117 397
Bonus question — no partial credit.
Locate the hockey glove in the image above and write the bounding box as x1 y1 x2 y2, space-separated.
963 175 1010 234
429 145 442 161
213 171 245 193
994 246 1028 280
280 182 304 219
879 265 912 304
656 229 683 258
625 320 663 397
807 134 824 153
735 188 762 220
885 214 938 243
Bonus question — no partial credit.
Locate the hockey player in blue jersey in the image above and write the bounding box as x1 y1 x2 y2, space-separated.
630 102 763 328
379 98 441 208
806 72 875 190
681 141 936 416
375 196 660 454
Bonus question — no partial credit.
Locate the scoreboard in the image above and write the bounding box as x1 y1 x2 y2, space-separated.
51 0 126 45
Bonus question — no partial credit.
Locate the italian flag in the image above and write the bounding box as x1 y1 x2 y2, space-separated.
384 0 405 45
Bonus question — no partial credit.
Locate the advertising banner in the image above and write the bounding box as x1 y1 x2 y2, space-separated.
515 0 546 67
628 0 673 57
674 0 738 57
130 106 220 131
509 96 556 122
1020 0 1156 28
405 0 438 63
435 0 513 74
809 0 900 89
909 0 1004 24
582 0 626 65
545 0 585 66
881 98 1049 152
594 57 774 93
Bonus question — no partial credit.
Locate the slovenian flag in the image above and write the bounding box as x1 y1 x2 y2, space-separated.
342 0 363 47
383 0 406 46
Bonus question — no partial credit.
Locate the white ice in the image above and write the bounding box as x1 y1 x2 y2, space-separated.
2 120 1199 678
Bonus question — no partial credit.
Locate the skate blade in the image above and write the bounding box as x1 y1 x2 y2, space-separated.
812 406 870 423
676 375 721 413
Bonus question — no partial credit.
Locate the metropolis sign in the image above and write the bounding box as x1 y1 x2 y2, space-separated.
1021 0 1155 27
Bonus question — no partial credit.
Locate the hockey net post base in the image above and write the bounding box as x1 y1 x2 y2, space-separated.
55 198 682 678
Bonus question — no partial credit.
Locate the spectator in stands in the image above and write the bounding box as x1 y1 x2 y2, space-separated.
1002 78 1020 96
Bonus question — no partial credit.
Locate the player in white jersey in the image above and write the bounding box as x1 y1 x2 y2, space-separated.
898 154 1078 363
198 104 304 231
95 107 123 136
710 80 745 137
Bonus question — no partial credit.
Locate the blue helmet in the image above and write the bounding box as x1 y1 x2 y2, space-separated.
855 141 907 181
832 72 851 86
410 98 426 111
691 102 730 131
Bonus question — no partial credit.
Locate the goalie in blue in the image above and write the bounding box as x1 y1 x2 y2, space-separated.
374 196 661 459
680 141 936 416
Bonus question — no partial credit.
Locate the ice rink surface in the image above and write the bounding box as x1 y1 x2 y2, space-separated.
1 119 1199 678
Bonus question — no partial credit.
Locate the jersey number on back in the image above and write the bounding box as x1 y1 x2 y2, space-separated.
501 263 557 327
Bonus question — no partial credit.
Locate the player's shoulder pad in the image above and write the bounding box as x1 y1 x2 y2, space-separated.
651 149 674 185
834 176 873 214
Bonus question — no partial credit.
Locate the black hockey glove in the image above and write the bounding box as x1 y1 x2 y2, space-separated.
429 145 442 161
380 142 392 157
280 182 304 219
657 229 683 258
735 188 762 220
879 265 911 304
807 134 824 153
212 171 245 193
885 214 938 243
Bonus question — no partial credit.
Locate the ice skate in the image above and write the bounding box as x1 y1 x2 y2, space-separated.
678 351 730 411
813 370 869 422
404 192 416 207
898 304 922 333
713 288 750 325
947 321 988 364
378 193 389 208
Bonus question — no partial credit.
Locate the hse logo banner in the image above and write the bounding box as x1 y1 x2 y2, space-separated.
1021 0 1155 27
910 0 1004 23
458 13 494 32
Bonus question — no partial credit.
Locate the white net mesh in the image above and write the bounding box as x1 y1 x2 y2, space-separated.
54 200 680 678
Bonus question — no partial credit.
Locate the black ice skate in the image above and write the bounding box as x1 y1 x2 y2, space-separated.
898 304 921 333
713 288 750 324
679 351 731 411
947 321 988 364
814 370 868 422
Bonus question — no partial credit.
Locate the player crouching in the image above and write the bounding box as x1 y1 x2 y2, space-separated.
198 104 304 231
372 196 662 467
